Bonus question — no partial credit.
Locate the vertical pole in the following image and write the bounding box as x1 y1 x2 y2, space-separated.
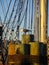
40 0 48 43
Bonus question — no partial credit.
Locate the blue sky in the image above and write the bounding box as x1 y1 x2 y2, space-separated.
0 0 33 39
0 0 49 40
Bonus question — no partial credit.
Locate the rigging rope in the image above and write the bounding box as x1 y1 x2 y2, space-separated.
18 0 28 26
24 0 28 29
30 0 33 33
4 0 17 29
3 0 12 24
0 0 5 16
13 0 27 28
11 0 24 28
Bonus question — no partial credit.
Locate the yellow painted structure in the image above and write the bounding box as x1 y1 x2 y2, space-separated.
8 42 39 55
30 42 39 55
15 44 20 53
15 44 30 55
40 0 48 43
19 44 24 54
22 34 30 44
15 44 24 54
8 43 24 55
8 42 16 55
